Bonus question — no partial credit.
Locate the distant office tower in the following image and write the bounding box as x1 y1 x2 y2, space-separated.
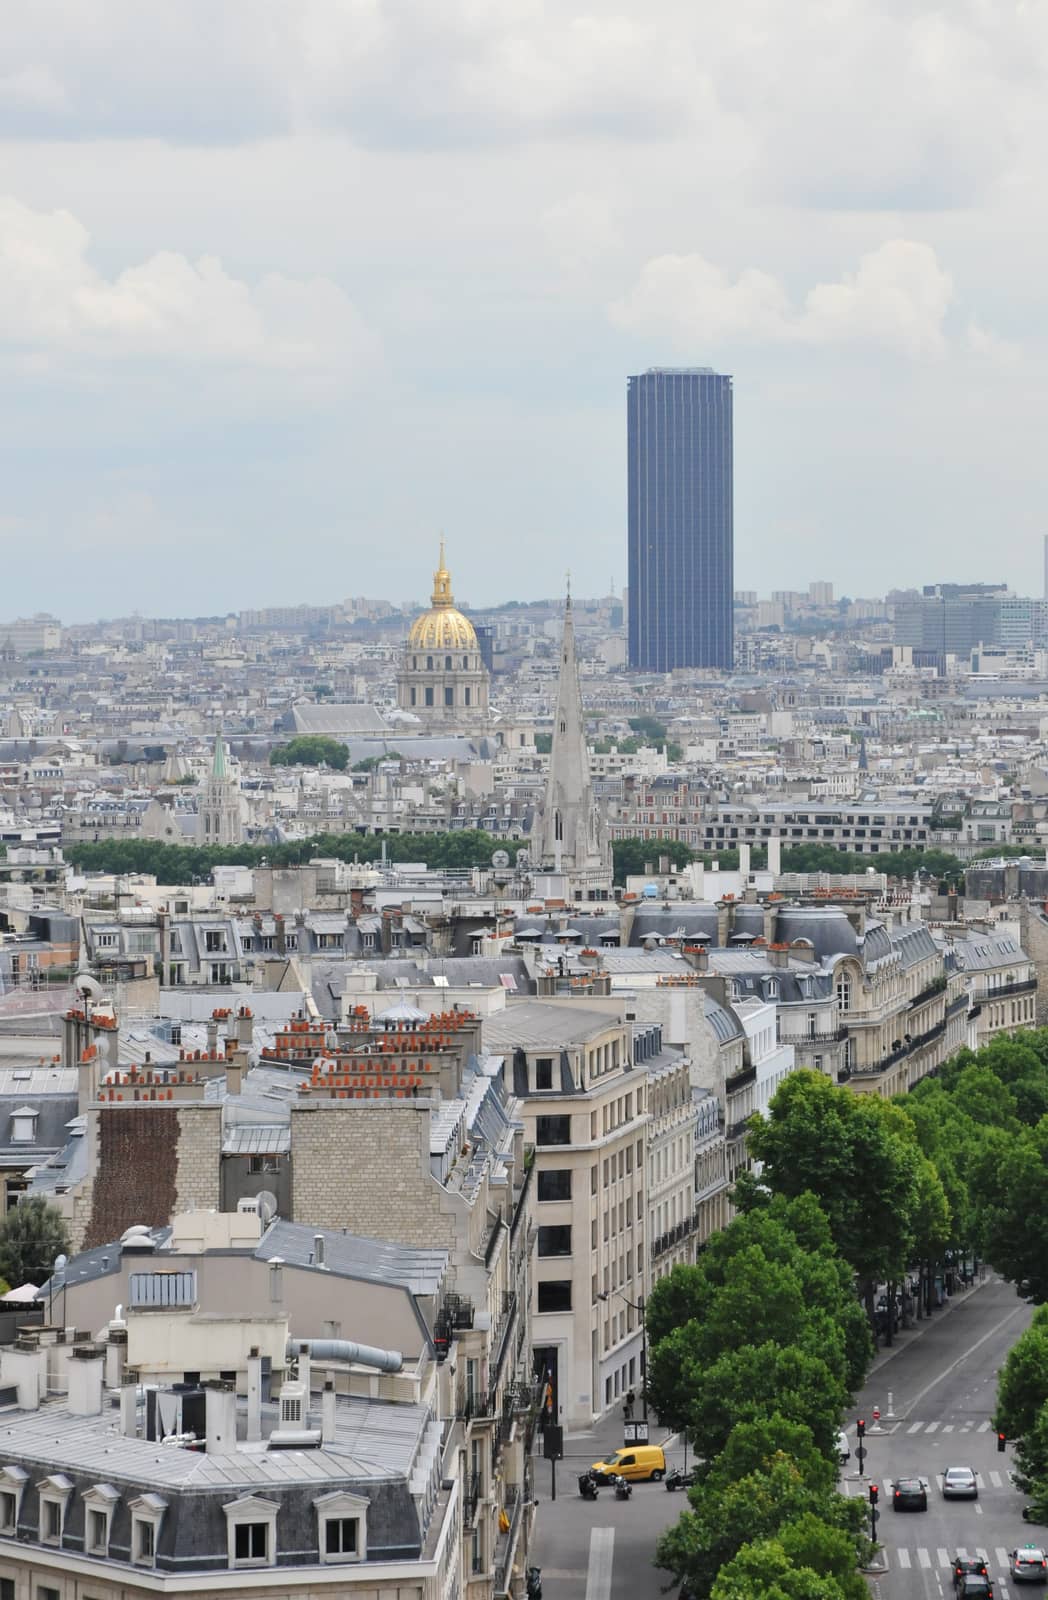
627 367 734 671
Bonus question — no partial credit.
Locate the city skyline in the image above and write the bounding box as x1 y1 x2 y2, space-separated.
0 7 1046 617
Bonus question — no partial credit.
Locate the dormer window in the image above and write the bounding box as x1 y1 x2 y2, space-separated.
83 1483 119 1556
224 1493 279 1568
36 1474 73 1546
129 1492 167 1567
314 1489 368 1564
10 1107 38 1144
0 1465 27 1533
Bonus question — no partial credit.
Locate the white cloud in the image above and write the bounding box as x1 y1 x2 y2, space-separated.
0 195 377 372
610 240 956 357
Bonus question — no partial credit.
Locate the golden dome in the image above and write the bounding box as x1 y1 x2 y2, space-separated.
407 539 479 651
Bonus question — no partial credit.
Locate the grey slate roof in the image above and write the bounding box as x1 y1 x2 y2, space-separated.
482 1001 618 1051
256 1222 448 1298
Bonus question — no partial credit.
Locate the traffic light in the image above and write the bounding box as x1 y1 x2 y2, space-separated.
998 1432 1007 1454
857 1418 866 1440
869 1484 879 1506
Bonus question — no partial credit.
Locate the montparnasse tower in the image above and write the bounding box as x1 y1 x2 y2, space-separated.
396 540 490 721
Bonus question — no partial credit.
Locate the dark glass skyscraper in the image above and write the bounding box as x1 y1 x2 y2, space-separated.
627 367 734 671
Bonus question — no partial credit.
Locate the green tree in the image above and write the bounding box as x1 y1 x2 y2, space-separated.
611 837 697 879
747 1071 923 1298
712 1521 869 1600
628 715 669 741
688 1341 847 1464
997 1310 1048 1438
0 1198 69 1287
270 736 349 770
534 733 552 753
352 752 403 772
972 1121 1048 1301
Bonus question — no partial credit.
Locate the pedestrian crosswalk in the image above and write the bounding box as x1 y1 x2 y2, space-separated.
878 1547 1018 1571
893 1417 994 1434
852 1469 1012 1489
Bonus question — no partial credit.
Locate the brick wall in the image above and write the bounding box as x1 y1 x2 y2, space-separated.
290 1102 458 1249
174 1105 222 1214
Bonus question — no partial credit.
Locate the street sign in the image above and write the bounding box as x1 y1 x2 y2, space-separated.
624 1422 650 1445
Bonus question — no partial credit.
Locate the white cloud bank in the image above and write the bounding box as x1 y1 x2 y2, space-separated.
0 195 376 371
610 240 956 357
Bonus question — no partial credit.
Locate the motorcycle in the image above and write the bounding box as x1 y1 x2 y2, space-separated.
666 1466 697 1492
613 1474 632 1501
526 1566 543 1598
578 1472 599 1500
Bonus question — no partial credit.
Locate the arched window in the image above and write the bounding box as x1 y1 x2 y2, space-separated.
560 719 566 734
836 974 852 1012
554 810 563 841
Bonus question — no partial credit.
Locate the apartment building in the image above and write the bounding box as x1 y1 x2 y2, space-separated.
482 1001 648 1429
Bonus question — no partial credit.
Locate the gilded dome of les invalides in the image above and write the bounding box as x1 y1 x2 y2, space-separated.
407 541 479 652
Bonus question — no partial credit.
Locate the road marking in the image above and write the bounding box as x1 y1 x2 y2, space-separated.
935 1475 944 1490
937 1549 950 1567
585 1528 615 1600
908 1421 924 1433
963 1421 974 1431
893 1303 1030 1421
919 1549 933 1568
975 1504 984 1515
898 1549 912 1568
996 1549 1009 1566
978 1420 992 1433
926 1421 940 1433
943 1423 955 1433
975 1474 985 1488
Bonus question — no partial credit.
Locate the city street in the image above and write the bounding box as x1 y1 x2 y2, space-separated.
848 1275 1036 1600
530 1274 1038 1600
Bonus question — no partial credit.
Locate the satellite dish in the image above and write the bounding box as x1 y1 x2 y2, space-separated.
255 1191 278 1228
492 850 510 869
74 972 102 999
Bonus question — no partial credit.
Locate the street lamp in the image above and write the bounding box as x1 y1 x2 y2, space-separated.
598 1290 647 1422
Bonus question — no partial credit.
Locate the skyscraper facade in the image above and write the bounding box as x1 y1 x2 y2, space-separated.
627 367 734 672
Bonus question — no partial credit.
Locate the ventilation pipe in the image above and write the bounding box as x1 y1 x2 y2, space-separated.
289 1338 403 1375
322 1379 336 1445
246 1347 262 1443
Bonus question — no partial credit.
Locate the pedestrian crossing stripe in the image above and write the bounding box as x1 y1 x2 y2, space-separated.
876 1418 1000 1434
878 1548 1018 1570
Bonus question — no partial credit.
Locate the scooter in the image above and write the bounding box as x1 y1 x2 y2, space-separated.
666 1466 697 1492
578 1472 599 1500
613 1474 632 1500
526 1566 543 1598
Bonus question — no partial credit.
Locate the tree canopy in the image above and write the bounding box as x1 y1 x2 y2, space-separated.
270 736 349 770
0 1198 68 1288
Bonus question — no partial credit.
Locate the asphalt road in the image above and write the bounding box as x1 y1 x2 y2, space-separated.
847 1275 1036 1600
530 1273 1038 1600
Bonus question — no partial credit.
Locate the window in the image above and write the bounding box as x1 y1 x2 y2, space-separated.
36 1589 59 1600
537 1225 572 1257
536 1115 571 1146
836 975 852 1012
10 1110 37 1144
129 1493 167 1566
0 1491 14 1532
223 1494 278 1569
0 1466 26 1534
425 687 434 706
445 655 452 670
535 1057 554 1091
83 1484 119 1556
444 688 454 706
37 1476 72 1546
235 1524 268 1562
314 1490 367 1564
537 1280 572 1313
465 687 471 705
537 1169 571 1202
249 1155 280 1175
205 930 226 953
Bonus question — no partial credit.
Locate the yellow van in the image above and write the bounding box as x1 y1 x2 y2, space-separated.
591 1445 667 1483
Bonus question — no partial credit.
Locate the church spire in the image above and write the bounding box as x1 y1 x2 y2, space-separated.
531 589 612 897
212 730 228 780
431 536 454 609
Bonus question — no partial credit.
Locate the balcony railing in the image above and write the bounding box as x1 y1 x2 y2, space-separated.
652 1214 698 1259
434 1293 475 1362
724 1065 757 1095
910 974 948 1009
986 977 1038 1000
493 1484 525 1597
463 1469 481 1528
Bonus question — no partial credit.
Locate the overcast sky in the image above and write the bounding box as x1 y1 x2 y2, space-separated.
0 1 1046 620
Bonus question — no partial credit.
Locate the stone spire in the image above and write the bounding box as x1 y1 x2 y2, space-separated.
199 731 242 846
531 592 612 899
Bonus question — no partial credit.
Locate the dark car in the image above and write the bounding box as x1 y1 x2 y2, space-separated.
954 1575 994 1600
892 1476 929 1511
954 1557 989 1582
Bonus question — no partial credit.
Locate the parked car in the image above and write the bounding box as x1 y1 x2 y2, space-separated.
1010 1548 1048 1583
589 1445 666 1483
892 1475 929 1511
943 1466 979 1499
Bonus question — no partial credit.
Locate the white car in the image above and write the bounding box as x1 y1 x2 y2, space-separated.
1010 1547 1048 1583
836 1430 850 1465
942 1466 978 1500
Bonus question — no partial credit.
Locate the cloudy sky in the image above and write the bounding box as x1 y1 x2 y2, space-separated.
0 0 1045 620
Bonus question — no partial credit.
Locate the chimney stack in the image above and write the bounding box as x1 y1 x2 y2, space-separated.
768 835 782 876
68 1347 105 1416
120 1378 138 1438
322 1379 336 1445
205 1382 237 1455
738 842 751 878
